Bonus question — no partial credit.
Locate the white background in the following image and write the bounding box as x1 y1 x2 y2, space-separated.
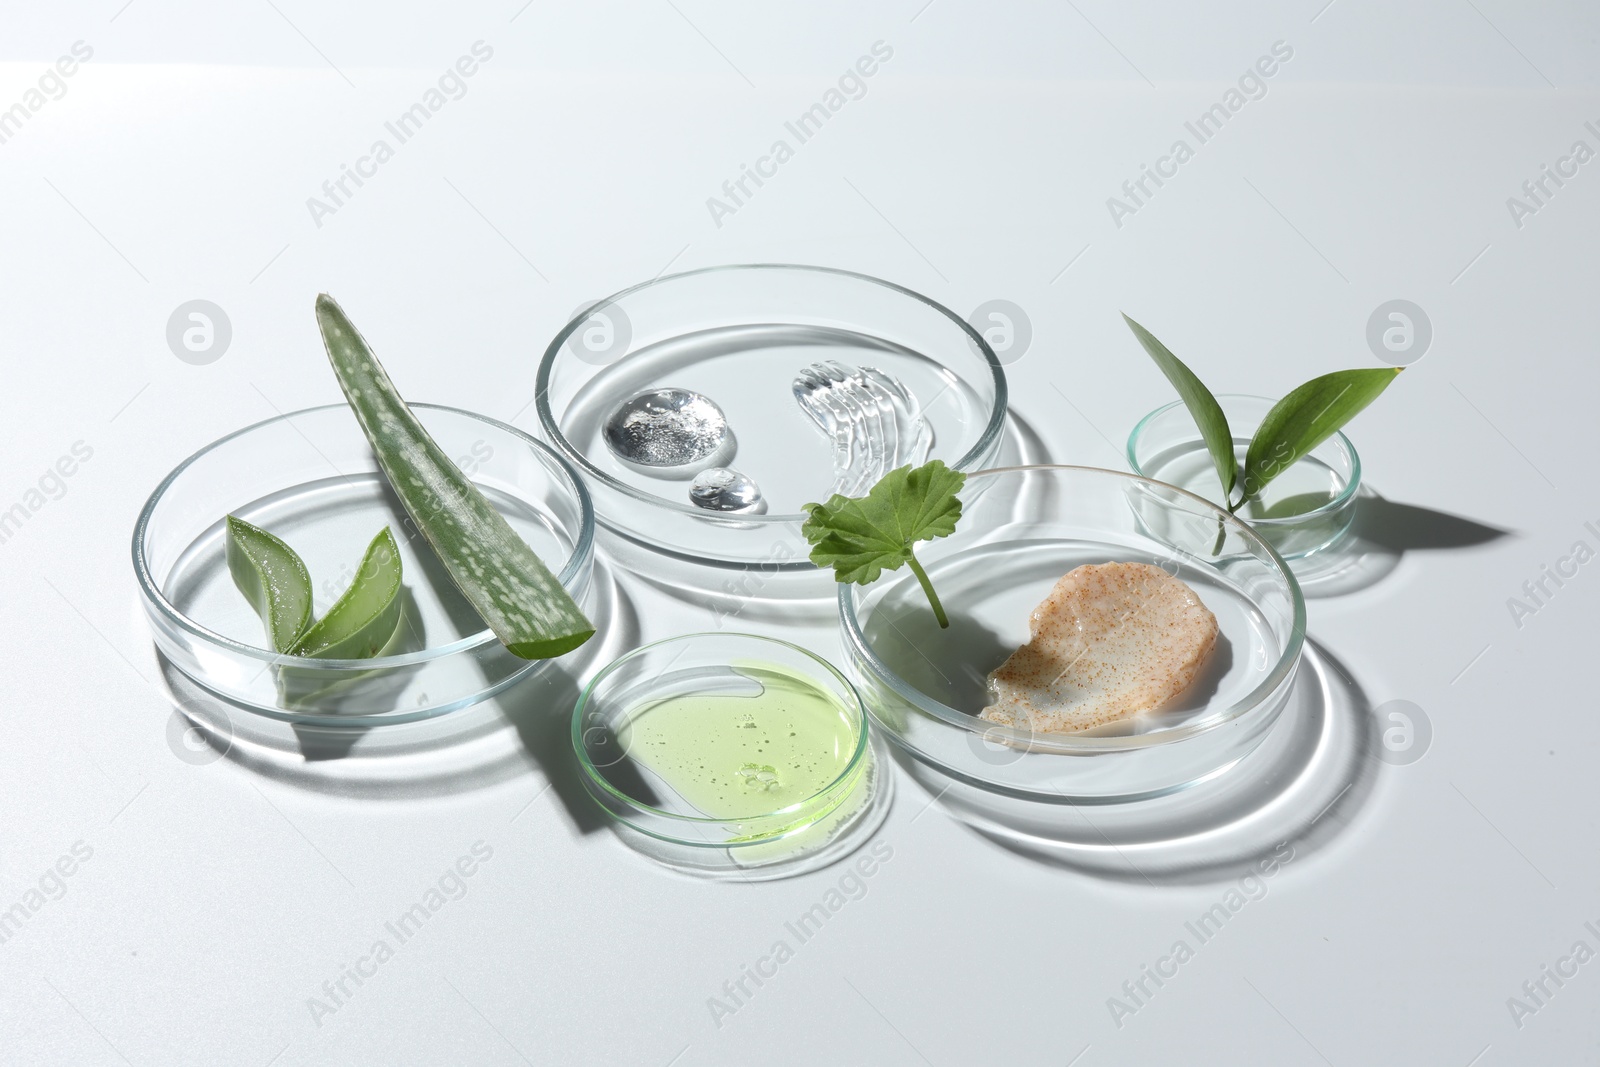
1 2 1597 1064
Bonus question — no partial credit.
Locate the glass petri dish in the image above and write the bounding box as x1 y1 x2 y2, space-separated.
573 633 887 877
1127 394 1361 561
133 404 594 726
839 465 1305 805
536 264 1007 574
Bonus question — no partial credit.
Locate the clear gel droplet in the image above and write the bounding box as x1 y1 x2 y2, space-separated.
603 388 736 479
689 467 765 513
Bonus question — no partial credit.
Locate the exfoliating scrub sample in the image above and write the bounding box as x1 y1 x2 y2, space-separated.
980 562 1219 734
804 464 1225 738
618 666 859 820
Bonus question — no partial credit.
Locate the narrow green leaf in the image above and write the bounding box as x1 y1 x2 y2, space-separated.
1243 368 1402 498
315 295 594 660
1122 313 1237 503
226 515 314 653
289 527 404 659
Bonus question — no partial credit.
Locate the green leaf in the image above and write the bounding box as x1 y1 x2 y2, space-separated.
289 527 404 659
316 295 594 660
1243 368 1402 498
226 515 314 653
801 460 966 628
276 592 421 711
1122 313 1237 503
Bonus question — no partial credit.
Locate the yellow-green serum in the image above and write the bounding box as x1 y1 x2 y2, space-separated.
620 666 858 819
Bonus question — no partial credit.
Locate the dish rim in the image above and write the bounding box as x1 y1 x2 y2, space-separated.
571 631 872 837
534 262 1010 524
131 402 595 671
1126 392 1363 528
838 463 1307 754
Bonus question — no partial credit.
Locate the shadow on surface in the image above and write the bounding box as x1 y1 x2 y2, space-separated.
1353 495 1509 552
893 639 1381 885
156 562 638 804
493 662 597 830
283 587 430 762
863 605 1011 715
1296 487 1510 598
995 408 1053 468
580 721 663 811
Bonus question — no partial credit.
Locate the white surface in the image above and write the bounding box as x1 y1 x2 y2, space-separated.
1 2 1596 1064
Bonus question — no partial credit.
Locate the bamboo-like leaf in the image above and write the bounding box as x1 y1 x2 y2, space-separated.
315 295 594 660
1122 314 1236 502
1243 368 1402 498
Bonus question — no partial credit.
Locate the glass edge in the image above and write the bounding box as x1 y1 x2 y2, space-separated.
837 463 1308 753
1125 393 1363 524
132 402 596 671
569 631 872 827
534 262 1009 523
598 756 869 850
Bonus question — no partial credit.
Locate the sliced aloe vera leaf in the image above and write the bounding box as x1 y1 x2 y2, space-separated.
226 515 314 653
288 527 404 659
278 590 419 711
315 294 594 660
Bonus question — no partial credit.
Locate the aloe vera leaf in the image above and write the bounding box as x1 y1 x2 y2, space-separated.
1122 314 1237 504
226 515 314 653
288 527 404 659
277 589 419 711
315 294 594 659
1243 368 1401 499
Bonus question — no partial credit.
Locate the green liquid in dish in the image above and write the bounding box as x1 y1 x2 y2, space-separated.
620 665 859 820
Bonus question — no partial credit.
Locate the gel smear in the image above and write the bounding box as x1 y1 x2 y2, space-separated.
619 665 857 819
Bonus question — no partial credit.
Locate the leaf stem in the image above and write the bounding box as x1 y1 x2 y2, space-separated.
905 550 949 629
1211 497 1242 556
